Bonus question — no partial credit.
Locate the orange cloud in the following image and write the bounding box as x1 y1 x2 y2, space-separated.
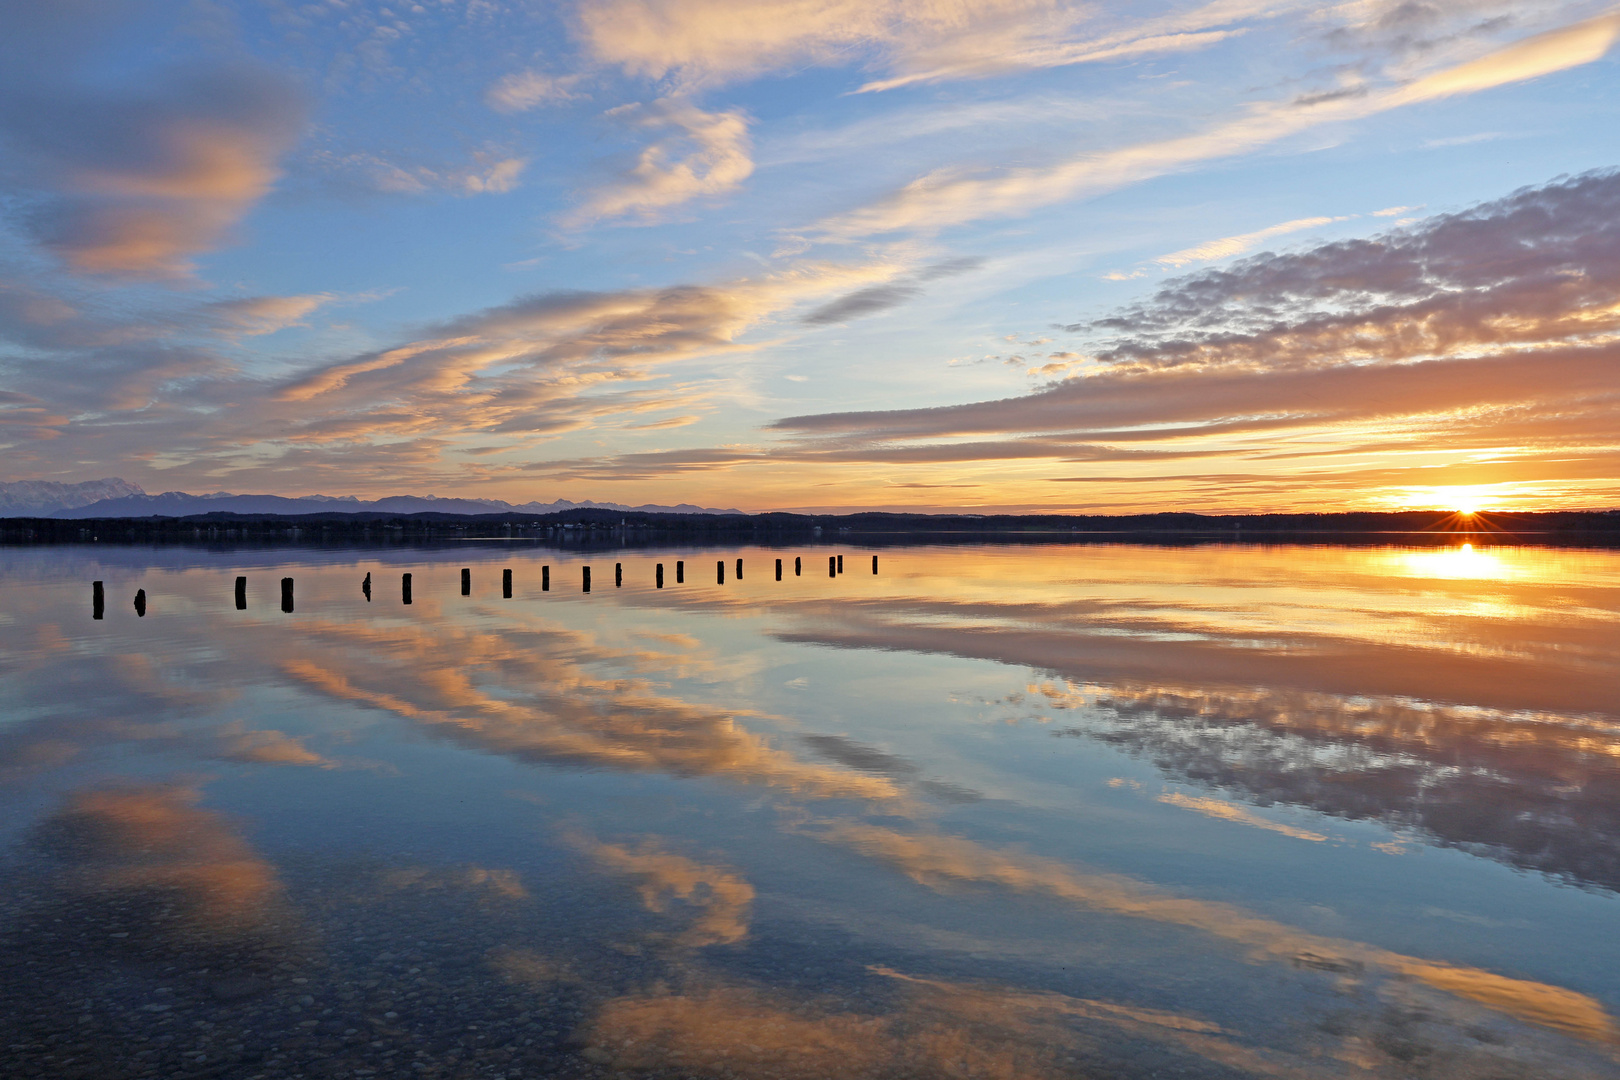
580 958 1617 1079
9 66 306 279
565 98 753 225
811 820 1618 1043
569 832 754 946
277 615 900 799
1394 12 1620 104
31 784 289 946
214 723 330 767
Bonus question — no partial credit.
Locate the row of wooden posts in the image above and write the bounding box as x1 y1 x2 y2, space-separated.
90 554 877 617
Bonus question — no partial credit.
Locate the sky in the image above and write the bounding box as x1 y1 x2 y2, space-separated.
1 0 1619 513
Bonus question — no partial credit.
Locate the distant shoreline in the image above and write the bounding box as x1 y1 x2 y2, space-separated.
3 508 1619 548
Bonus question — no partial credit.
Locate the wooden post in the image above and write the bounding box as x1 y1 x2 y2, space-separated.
361 572 371 602
775 558 782 580
736 557 743 579
837 554 843 574
542 565 550 591
615 562 623 587
503 568 513 598
403 572 413 604
872 555 877 574
795 556 801 576
280 577 294 613
656 563 664 588
236 576 248 609
93 580 105 620
828 556 836 578
135 588 147 617
676 560 684 584
583 565 591 592
717 560 725 584
461 568 471 596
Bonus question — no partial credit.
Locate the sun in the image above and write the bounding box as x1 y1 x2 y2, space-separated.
1423 485 1498 516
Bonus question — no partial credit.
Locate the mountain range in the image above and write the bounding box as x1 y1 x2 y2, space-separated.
0 480 743 518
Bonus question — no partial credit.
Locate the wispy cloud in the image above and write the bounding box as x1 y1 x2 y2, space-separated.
576 0 1082 87
800 256 982 324
318 150 527 197
524 170 1620 510
0 249 909 489
567 98 753 225
576 0 1325 92
1153 215 1347 268
809 11 1620 239
484 70 584 112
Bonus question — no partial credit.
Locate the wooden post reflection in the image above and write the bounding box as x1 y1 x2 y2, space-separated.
92 580 104 620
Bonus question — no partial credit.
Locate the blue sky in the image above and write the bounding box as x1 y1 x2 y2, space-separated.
3 0 1620 511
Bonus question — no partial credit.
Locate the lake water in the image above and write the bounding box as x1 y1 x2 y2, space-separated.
2 541 1618 1080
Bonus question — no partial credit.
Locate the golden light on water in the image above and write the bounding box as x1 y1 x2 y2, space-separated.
1397 542 1512 581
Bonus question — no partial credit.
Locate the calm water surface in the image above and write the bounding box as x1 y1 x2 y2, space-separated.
2 542 1618 1079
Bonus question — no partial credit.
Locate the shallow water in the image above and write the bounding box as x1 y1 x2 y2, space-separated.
2 541 1618 1080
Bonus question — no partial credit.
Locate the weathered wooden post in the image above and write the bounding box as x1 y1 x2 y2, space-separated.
236 576 249 609
872 555 878 574
402 572 413 604
735 557 743 579
503 568 512 598
361 572 371 602
93 580 105 620
717 560 725 584
615 562 622 587
542 566 550 591
775 558 782 580
461 568 471 596
676 560 684 583
828 556 836 577
837 555 843 574
795 556 801 576
135 588 147 617
583 565 591 592
280 577 294 613
656 563 664 588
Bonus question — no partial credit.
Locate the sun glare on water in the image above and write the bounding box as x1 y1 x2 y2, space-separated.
1398 542 1511 581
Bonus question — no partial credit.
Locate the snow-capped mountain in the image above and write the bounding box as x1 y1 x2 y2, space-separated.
0 478 146 516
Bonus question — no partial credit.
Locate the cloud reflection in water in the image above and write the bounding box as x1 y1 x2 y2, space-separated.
2 543 1619 1077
